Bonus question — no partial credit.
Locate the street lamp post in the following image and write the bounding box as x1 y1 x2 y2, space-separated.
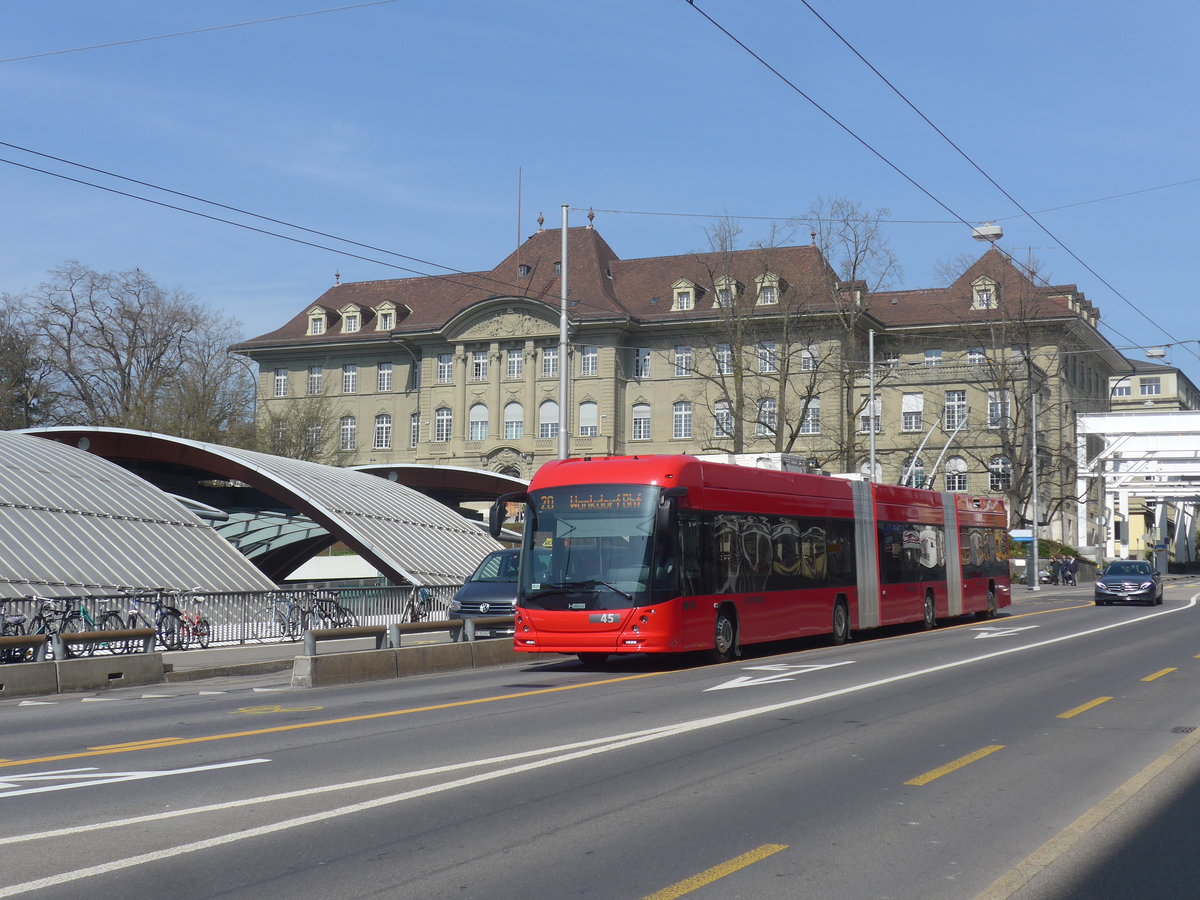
558 204 569 460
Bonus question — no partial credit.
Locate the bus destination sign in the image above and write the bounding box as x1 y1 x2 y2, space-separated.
566 489 647 513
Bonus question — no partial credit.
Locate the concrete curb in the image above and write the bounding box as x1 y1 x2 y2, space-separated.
292 639 556 688
1 653 165 698
164 658 296 682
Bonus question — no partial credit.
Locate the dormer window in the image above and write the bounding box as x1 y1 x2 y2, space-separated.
713 276 739 308
374 301 396 331
338 304 361 334
519 264 532 277
307 308 327 335
755 272 782 306
553 261 562 276
971 277 999 310
671 279 697 311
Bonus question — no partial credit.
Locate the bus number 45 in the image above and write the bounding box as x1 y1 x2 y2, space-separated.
589 613 620 624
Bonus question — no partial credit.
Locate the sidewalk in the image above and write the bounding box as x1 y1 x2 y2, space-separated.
161 631 454 681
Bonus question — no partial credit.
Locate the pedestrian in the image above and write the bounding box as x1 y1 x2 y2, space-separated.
1049 556 1061 585
1062 555 1077 586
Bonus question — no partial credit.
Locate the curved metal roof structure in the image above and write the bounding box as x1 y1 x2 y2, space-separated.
351 463 527 507
30 428 502 586
0 431 276 598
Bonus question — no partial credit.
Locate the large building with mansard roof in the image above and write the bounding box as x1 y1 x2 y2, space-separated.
233 219 1129 553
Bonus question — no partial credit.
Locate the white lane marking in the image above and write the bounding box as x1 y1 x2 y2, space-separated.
0 596 1194 896
0 759 270 799
17 701 55 707
972 625 1040 640
707 660 856 691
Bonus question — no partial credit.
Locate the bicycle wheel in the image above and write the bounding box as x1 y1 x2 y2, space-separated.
196 618 212 649
97 610 126 655
156 611 184 651
58 612 86 658
333 603 358 628
177 619 194 651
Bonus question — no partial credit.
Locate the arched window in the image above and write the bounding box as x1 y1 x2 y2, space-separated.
945 456 969 492
373 413 392 449
631 403 651 441
989 455 1012 491
578 401 599 437
755 398 777 436
339 415 356 451
504 402 524 440
901 456 926 488
539 400 560 439
468 404 489 441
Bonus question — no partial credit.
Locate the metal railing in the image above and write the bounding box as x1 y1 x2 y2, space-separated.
0 584 464 658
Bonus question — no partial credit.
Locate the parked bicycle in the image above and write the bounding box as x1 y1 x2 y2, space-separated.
301 589 358 631
402 587 433 623
1 599 29 663
120 588 187 652
177 590 212 650
251 591 305 642
26 596 124 658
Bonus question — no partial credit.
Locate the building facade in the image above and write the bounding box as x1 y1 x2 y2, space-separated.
234 223 1126 549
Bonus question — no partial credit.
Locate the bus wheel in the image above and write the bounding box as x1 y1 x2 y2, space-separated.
832 600 850 646
712 608 737 663
922 592 936 630
576 653 608 666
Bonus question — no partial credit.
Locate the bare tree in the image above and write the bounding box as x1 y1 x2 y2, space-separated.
255 386 351 465
928 252 1087 529
801 197 903 473
28 262 250 437
0 294 53 429
667 218 835 456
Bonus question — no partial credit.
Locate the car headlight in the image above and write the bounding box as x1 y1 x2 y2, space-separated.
1095 582 1107 591
448 599 461 612
1140 582 1153 590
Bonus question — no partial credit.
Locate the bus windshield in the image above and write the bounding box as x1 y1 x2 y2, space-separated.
521 484 661 611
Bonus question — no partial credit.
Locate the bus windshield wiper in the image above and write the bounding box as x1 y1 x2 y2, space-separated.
559 580 634 604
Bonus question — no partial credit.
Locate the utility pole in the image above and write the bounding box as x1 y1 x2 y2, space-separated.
558 204 569 460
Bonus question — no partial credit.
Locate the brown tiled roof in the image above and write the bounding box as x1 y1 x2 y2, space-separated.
867 247 1088 327
233 235 1093 352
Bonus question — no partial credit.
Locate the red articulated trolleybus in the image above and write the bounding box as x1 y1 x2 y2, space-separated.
489 455 1011 664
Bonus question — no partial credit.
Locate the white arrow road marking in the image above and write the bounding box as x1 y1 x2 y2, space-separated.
0 759 270 799
706 660 856 691
972 625 1040 640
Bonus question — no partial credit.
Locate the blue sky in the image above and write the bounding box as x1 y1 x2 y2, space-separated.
3 1 1198 382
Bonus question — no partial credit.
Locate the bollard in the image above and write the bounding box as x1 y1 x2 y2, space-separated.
388 623 401 648
464 618 476 642
303 631 316 657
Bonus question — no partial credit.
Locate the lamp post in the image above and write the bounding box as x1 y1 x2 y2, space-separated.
1028 386 1041 592
558 204 569 460
868 329 877 481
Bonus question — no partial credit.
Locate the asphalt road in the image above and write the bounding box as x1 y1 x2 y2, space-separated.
5 579 1200 899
